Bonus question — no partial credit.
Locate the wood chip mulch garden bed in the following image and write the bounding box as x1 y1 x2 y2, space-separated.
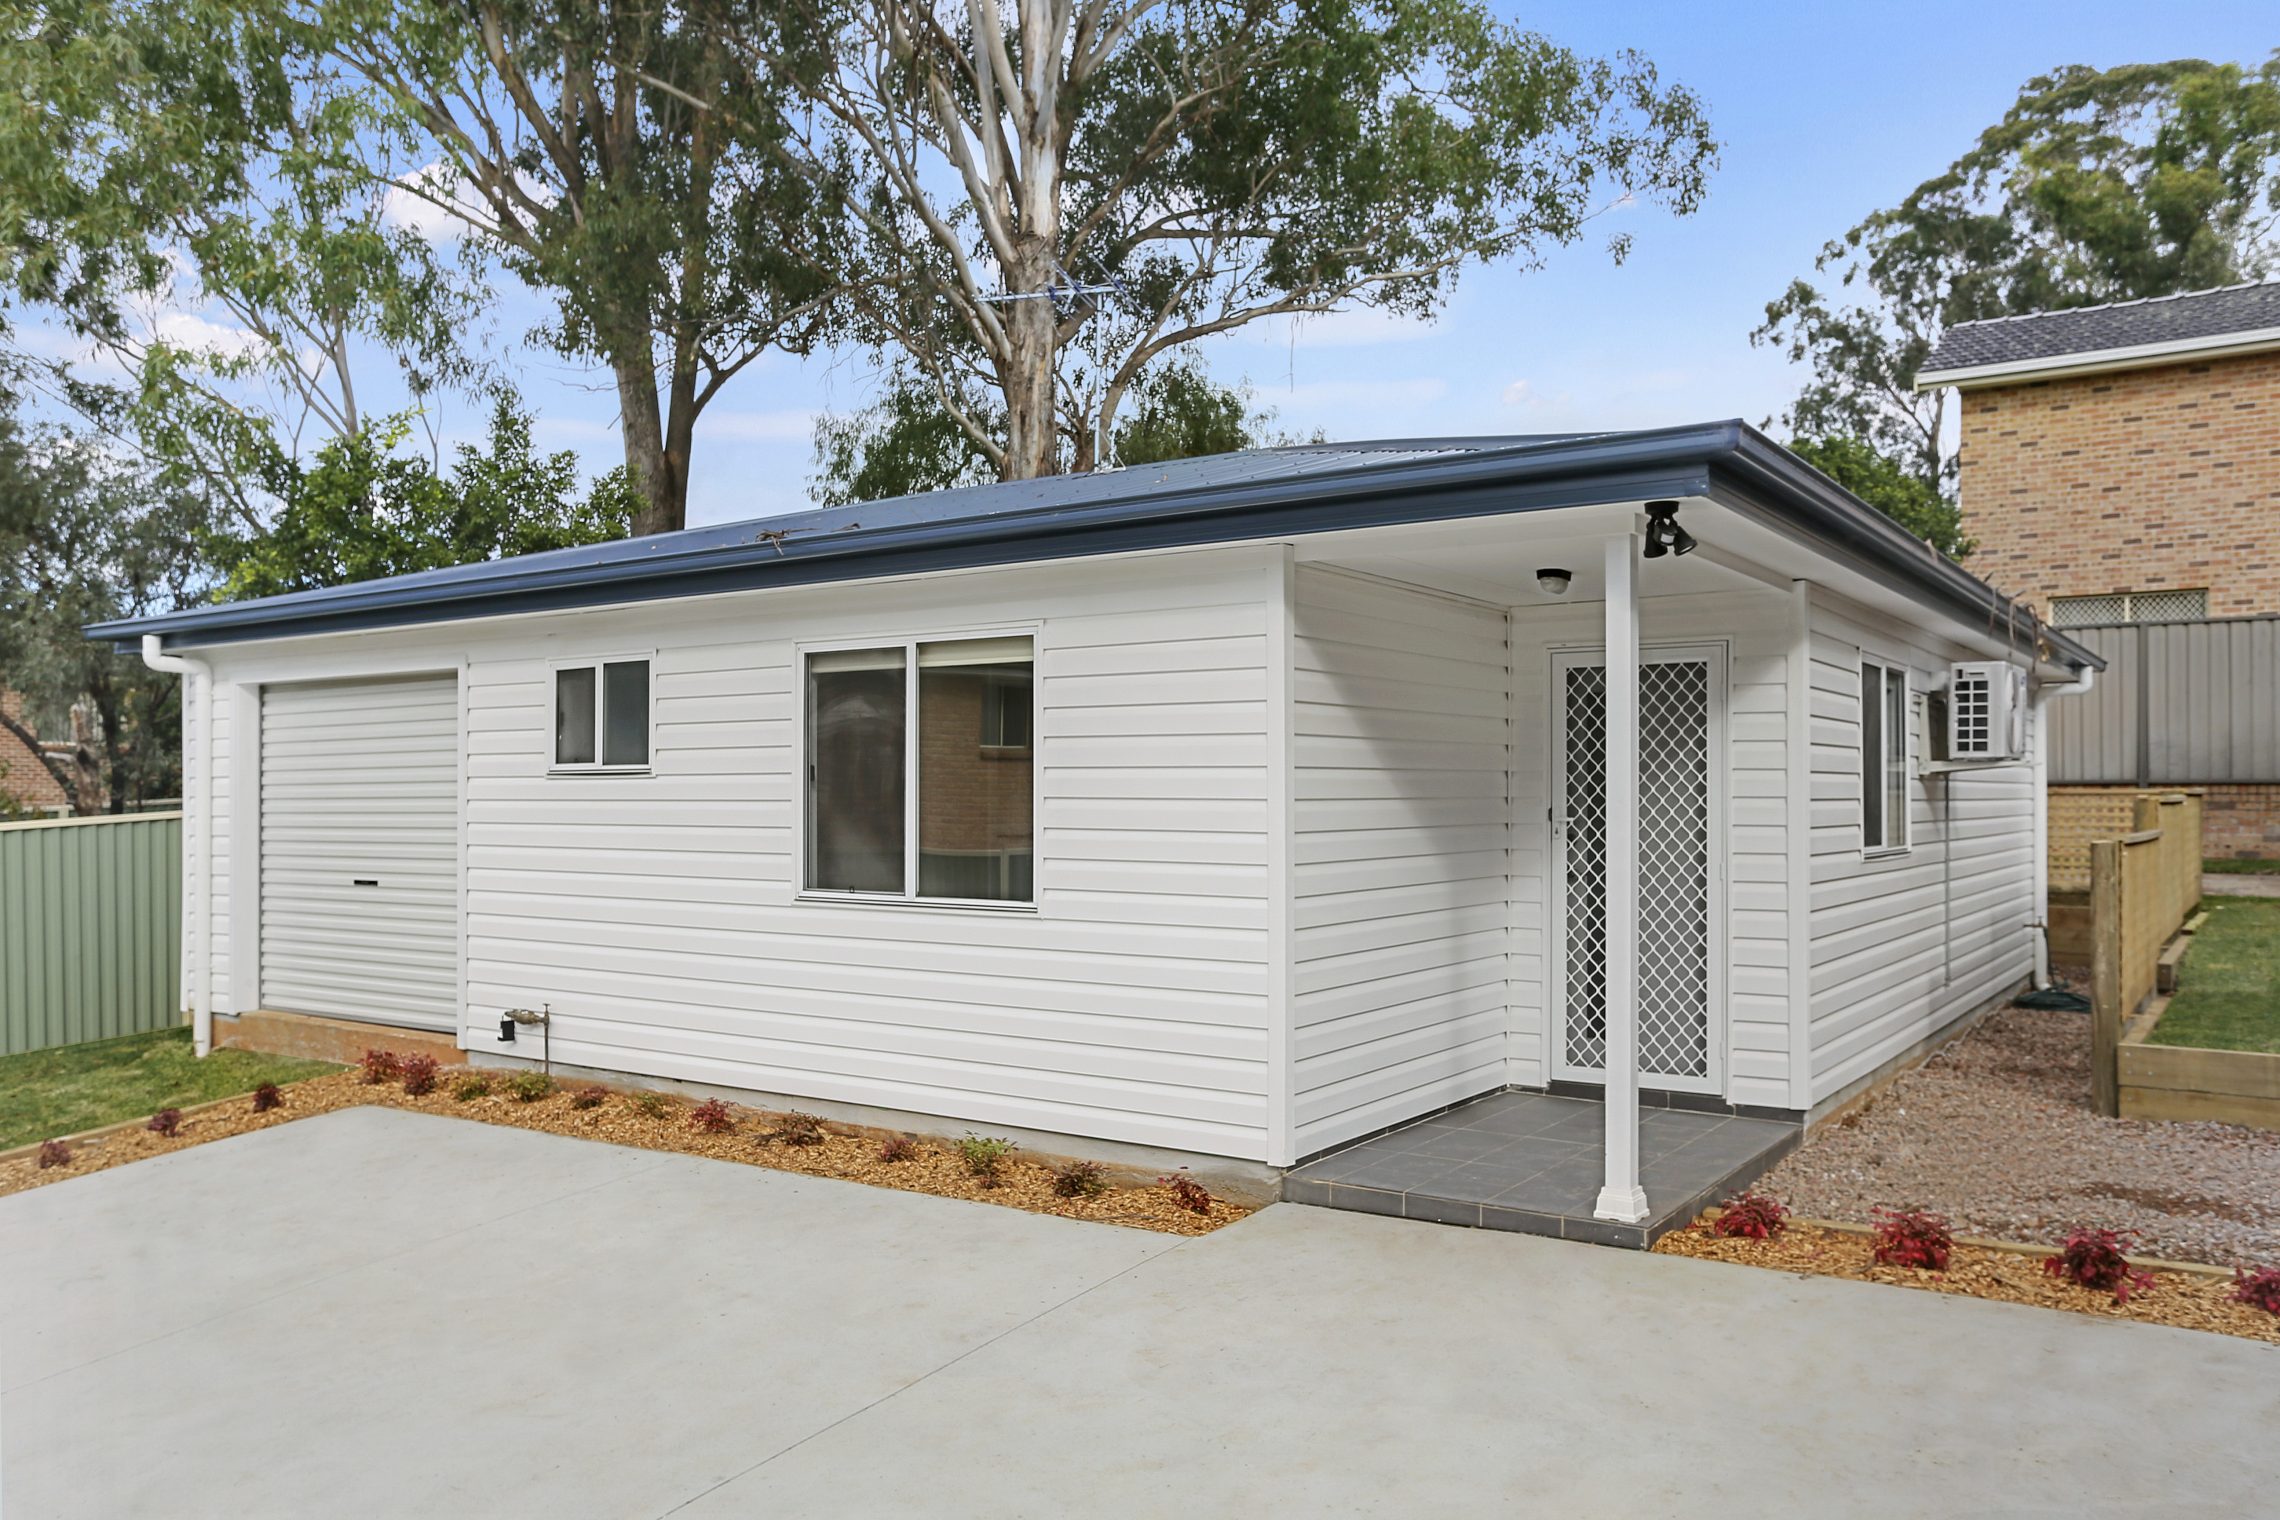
0 1070 1249 1237
1654 1218 2279 1344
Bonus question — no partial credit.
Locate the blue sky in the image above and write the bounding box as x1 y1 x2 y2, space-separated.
62 3 2279 529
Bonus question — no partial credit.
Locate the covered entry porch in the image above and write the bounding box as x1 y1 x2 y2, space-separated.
1288 491 1809 1229
1284 1090 1799 1248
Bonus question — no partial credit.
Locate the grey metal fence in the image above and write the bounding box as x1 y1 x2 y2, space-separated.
0 812 183 1057
2049 617 2280 785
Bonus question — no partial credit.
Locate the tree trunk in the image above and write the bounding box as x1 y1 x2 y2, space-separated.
998 248 1060 481
613 349 685 536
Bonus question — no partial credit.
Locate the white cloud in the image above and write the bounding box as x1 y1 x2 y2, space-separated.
380 162 554 243
1500 378 1573 410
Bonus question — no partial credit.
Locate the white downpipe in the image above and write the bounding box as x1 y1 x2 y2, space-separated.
2032 664 2099 990
1595 533 1649 1225
141 636 212 1055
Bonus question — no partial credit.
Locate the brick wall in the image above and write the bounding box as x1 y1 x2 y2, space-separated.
1956 348 2280 617
917 671 1032 853
0 691 74 815
2200 782 2280 860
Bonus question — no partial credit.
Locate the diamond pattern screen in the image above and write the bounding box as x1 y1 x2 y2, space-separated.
1562 661 1713 1080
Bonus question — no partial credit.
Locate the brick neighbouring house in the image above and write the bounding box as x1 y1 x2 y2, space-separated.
1917 281 2280 857
0 689 99 816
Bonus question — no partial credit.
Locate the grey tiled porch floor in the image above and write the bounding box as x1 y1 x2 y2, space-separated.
1284 1091 1800 1249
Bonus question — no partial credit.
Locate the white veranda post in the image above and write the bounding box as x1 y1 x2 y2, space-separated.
1595 532 1648 1223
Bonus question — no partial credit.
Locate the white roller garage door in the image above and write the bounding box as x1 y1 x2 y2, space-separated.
261 674 460 1030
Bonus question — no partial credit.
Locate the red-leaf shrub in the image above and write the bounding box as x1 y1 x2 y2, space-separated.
147 1108 183 1138
1160 1169 1213 1216
358 1049 402 1085
2229 1265 2280 1316
251 1082 283 1113
569 1085 609 1110
1870 1208 1952 1271
689 1098 736 1133
878 1134 921 1163
1711 1191 1789 1240
36 1139 71 1169
399 1053 440 1097
2043 1227 2155 1304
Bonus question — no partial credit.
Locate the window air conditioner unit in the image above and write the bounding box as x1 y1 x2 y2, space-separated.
1936 660 2026 766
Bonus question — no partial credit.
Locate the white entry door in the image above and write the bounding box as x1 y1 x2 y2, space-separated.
1550 644 1725 1094
260 673 460 1030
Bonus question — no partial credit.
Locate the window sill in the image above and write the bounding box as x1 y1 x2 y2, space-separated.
795 892 1037 915
1862 845 1912 861
548 765 654 778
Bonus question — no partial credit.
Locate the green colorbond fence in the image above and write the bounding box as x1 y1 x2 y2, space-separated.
1 812 183 1057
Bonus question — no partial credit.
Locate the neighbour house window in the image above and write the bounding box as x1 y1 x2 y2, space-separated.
554 658 651 770
1860 660 1908 853
2050 589 2208 627
806 635 1035 905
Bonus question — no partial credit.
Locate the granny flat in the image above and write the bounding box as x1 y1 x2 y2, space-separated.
96 422 2099 1230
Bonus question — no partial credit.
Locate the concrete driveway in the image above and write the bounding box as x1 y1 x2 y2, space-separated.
3 1109 2271 1518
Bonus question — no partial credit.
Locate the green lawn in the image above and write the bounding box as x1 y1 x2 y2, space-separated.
2203 857 2280 876
0 1028 339 1152
2150 896 2280 1055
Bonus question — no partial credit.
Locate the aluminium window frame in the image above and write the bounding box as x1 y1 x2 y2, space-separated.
1859 655 1911 858
547 651 657 776
795 625 1041 913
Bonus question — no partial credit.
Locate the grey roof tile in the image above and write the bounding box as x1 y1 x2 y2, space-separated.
1921 281 2280 377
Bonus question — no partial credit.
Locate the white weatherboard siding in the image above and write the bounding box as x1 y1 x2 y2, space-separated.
199 548 1281 1160
1508 589 1795 1109
260 675 461 1029
464 554 1275 1157
1804 590 2038 1104
1290 569 1510 1157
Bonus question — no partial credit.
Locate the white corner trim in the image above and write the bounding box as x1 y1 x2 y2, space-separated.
1915 325 2280 391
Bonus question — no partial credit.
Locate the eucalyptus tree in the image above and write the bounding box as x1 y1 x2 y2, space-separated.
0 0 850 536
760 0 1717 480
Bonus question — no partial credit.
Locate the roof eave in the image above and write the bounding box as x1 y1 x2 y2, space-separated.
1710 433 2102 673
1915 326 2280 391
95 423 1745 651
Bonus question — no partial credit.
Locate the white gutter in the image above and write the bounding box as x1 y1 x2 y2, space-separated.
2032 664 2099 990
141 636 212 1055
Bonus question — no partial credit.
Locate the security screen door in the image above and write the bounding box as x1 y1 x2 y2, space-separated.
1550 645 1725 1094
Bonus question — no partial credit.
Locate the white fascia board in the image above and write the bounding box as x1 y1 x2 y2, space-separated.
1914 326 2280 391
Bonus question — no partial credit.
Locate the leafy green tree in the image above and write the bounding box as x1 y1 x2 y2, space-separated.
0 402 211 812
0 0 846 536
813 356 1290 504
1757 54 2280 496
1788 436 1969 558
0 0 482 530
763 0 1716 480
213 402 634 600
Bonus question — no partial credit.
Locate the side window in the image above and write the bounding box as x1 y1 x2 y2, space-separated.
805 635 1035 905
554 658 651 770
1860 659 1908 853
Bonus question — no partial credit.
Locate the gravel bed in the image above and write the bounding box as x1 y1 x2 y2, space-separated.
1761 1002 2280 1268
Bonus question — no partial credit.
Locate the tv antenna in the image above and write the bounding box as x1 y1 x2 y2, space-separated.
980 257 1129 316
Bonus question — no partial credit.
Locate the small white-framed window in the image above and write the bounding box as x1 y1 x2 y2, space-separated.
1860 659 1909 854
803 632 1035 907
553 657 652 772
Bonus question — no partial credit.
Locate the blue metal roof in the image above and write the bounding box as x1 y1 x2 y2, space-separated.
90 421 2099 669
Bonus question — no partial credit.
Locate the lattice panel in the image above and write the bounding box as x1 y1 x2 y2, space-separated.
1562 661 1712 1080
1637 663 1711 1078
2051 594 2125 628
1562 665 1610 1069
2128 588 2208 624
